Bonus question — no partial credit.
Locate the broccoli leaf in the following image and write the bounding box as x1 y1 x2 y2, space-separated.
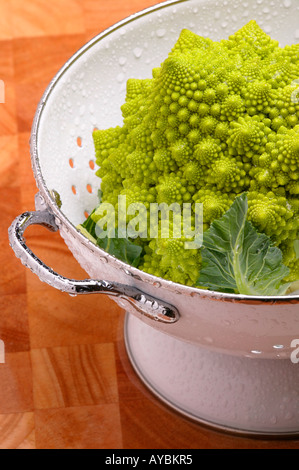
96 230 142 267
196 193 291 296
79 205 142 267
79 190 103 239
78 186 142 267
80 208 97 239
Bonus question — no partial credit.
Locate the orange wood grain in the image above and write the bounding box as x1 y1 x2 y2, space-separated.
0 352 33 414
35 404 123 449
1 0 299 449
0 412 35 449
10 0 85 38
31 343 119 409
0 135 19 187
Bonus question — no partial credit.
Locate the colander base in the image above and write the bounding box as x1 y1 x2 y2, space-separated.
124 313 299 437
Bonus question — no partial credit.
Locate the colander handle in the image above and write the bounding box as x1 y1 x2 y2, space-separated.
8 210 179 324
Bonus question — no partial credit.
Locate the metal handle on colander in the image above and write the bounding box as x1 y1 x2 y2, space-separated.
8 210 179 324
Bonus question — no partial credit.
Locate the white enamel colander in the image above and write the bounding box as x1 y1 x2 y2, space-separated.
8 0 299 436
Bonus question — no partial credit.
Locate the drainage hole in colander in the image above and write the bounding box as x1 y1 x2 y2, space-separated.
69 158 74 168
77 136 82 147
71 185 77 195
89 160 95 170
84 210 89 219
86 184 92 194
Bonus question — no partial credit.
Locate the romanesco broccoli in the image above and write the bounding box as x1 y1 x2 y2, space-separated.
82 20 299 292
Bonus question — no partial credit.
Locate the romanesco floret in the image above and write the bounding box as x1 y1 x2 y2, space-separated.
89 20 299 288
140 220 201 286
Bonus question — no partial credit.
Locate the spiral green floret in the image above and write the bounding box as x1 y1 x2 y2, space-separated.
262 54 299 89
170 28 213 55
125 78 152 101
140 220 201 286
227 19 279 58
247 191 295 244
208 155 248 192
193 137 221 165
242 80 273 115
157 173 192 204
227 115 272 156
269 85 299 129
93 126 127 165
220 94 245 121
88 20 299 288
126 149 155 182
183 161 205 184
268 125 299 186
170 138 193 166
280 240 299 283
153 148 178 172
193 187 234 226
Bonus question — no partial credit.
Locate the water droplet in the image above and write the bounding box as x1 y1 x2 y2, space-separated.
131 273 143 281
133 47 143 58
119 56 127 66
251 349 262 354
156 28 166 38
123 268 131 276
117 72 124 83
273 344 284 349
283 0 292 7
203 336 213 344
270 415 277 424
153 281 161 288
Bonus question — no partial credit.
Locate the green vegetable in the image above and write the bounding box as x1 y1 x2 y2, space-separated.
96 229 142 267
78 20 299 294
78 192 142 266
196 193 291 295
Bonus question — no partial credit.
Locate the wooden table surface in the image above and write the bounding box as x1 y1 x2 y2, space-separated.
1 0 299 450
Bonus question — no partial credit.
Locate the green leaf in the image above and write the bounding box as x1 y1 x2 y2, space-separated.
96 229 143 267
77 190 142 267
79 191 103 240
196 193 291 296
80 208 97 239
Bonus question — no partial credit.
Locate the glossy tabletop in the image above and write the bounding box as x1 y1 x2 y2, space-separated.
1 0 299 449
